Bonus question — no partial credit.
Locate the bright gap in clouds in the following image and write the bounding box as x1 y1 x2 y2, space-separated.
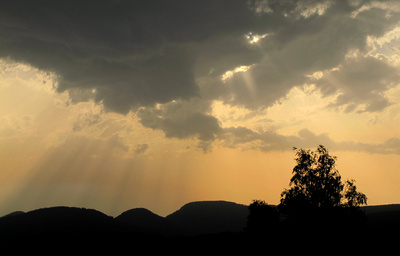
211 83 342 138
221 65 253 82
245 32 269 45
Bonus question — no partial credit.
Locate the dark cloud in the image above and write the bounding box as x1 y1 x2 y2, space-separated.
137 99 222 143
215 1 400 109
0 0 267 114
221 126 335 152
1 0 399 152
1 0 373 112
221 126 400 155
317 56 400 112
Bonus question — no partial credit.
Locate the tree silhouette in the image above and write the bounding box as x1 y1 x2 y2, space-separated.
343 179 367 208
279 145 367 229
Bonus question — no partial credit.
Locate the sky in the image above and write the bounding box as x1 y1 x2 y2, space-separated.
1 0 400 217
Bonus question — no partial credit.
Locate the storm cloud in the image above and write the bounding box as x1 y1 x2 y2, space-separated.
1 0 400 151
0 0 263 113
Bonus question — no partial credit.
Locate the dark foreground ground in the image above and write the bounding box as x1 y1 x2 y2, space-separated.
1 226 397 254
1 202 399 252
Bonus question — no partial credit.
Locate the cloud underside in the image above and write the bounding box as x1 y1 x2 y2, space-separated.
1 0 400 152
221 126 400 155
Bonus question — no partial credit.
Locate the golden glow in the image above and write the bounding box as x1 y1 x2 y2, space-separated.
297 0 332 18
221 64 257 99
245 32 269 44
221 65 252 82
1 54 400 217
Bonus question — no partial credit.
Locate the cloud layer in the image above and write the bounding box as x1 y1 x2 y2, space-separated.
1 0 400 152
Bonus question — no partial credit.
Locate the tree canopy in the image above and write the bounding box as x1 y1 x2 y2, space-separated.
279 145 367 212
247 145 368 233
278 145 367 228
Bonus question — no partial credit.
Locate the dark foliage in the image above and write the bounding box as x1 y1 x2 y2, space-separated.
279 146 367 224
247 145 368 235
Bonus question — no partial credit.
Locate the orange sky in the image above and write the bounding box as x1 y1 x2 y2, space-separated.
1 62 400 216
1 1 400 217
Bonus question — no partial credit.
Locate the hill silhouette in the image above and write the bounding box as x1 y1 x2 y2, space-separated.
363 204 400 230
115 208 181 236
1 210 25 218
165 201 249 236
0 207 115 239
1 201 399 248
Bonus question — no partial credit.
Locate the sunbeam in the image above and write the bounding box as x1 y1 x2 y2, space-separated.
1 0 400 218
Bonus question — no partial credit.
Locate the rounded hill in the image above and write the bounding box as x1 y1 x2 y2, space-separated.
165 201 249 236
115 208 180 236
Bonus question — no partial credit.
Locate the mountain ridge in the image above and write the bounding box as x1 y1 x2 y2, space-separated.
1 201 400 240
0 200 250 240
